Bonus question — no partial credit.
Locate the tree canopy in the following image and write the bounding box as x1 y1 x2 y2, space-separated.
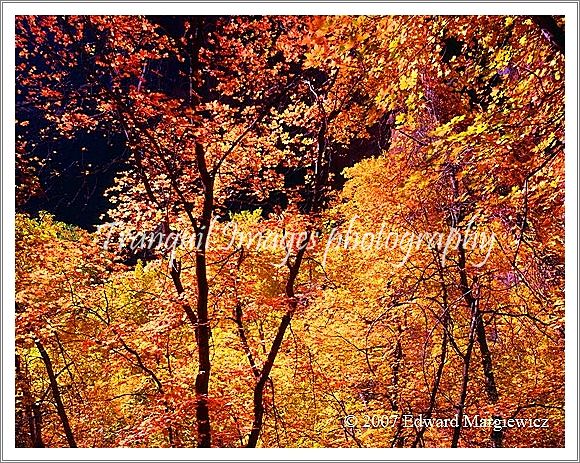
15 14 564 448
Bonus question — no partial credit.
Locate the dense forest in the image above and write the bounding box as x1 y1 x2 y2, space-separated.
15 15 564 448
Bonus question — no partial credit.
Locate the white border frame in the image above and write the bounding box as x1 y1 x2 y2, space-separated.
2 2 578 461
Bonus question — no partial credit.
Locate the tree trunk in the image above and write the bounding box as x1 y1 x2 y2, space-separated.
246 309 294 448
449 167 501 446
31 401 45 448
451 317 477 448
194 142 214 448
246 231 311 448
16 353 44 448
35 339 77 448
457 239 499 404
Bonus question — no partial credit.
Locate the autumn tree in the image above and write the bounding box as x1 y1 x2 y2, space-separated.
16 14 366 447
304 14 564 447
15 14 565 448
